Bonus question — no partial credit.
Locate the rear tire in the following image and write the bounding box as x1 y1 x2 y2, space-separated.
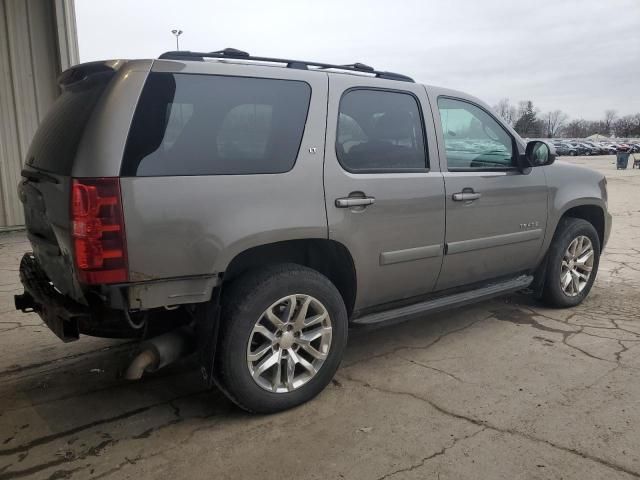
541 218 600 308
216 264 348 413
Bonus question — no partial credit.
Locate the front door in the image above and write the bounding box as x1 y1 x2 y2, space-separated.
323 75 446 312
431 94 548 290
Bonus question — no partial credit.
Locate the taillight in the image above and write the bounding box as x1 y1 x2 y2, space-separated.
71 178 128 284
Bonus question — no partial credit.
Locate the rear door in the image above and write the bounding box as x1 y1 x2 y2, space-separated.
324 75 445 312
18 64 119 300
119 61 329 282
429 92 548 290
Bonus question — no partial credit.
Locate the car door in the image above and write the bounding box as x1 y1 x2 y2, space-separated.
324 75 446 312
428 90 548 291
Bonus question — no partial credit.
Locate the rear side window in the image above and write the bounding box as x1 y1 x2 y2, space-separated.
121 73 311 176
336 89 427 172
26 72 113 174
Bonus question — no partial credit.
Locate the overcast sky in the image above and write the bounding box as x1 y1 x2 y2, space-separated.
76 0 639 120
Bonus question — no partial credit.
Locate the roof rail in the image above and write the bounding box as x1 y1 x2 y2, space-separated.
157 48 415 82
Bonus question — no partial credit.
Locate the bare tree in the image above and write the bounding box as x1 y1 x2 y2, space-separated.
493 98 517 126
613 115 640 138
542 110 568 138
604 110 617 135
564 119 587 138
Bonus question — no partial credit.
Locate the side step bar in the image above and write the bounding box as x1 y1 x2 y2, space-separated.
352 275 534 327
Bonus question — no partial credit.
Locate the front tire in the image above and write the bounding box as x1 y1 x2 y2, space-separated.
216 264 348 413
541 218 600 308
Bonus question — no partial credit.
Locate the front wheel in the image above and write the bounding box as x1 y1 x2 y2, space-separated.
216 264 348 413
541 218 600 308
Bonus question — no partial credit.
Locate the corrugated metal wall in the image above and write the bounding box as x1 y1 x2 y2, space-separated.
0 0 78 229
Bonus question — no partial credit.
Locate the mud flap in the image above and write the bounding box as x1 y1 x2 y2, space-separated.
530 253 550 299
196 287 222 387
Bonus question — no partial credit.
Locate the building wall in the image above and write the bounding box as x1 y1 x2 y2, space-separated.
0 0 78 229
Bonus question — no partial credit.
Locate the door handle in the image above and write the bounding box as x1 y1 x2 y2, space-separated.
452 191 481 202
335 196 376 208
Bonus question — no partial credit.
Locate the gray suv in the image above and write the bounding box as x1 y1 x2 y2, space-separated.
14 49 611 413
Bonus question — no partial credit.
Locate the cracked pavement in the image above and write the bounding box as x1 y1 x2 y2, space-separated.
0 156 639 479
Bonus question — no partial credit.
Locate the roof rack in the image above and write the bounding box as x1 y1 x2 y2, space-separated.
158 48 414 83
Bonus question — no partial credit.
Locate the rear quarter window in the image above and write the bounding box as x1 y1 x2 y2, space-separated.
121 73 312 176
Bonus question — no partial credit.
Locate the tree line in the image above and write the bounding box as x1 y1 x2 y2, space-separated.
492 99 640 138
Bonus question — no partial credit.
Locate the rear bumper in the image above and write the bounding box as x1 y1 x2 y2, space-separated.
15 253 87 342
14 253 142 342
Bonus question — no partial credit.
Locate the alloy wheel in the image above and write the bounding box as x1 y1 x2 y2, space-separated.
246 294 332 393
560 235 594 297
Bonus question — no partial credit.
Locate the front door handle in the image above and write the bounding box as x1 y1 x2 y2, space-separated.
335 196 376 208
452 191 481 202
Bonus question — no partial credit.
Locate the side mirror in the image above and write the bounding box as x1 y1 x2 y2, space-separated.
522 141 556 169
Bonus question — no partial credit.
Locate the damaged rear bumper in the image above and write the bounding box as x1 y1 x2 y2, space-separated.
14 253 87 342
14 253 144 342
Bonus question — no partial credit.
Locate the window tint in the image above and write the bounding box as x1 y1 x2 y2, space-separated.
122 73 311 176
217 104 272 163
27 72 113 174
163 103 193 149
437 98 514 170
336 89 427 172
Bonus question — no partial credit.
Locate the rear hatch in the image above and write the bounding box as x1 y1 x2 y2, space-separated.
18 62 117 302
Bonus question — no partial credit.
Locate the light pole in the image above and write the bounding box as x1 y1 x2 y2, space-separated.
171 29 183 51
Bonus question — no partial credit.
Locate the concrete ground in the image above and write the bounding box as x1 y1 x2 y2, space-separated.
0 156 639 480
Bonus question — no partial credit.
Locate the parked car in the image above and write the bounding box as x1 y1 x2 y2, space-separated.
598 143 617 155
562 141 585 155
14 49 612 413
563 142 591 156
582 142 606 155
554 143 577 156
576 142 600 155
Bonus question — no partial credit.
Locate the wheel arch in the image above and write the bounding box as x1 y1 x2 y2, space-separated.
222 239 357 318
533 202 605 298
557 203 605 247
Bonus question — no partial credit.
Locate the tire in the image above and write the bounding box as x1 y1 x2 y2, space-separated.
216 264 348 413
541 218 600 308
569 151 576 156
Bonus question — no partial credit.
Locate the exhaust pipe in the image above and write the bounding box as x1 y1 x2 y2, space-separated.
125 326 195 380
14 292 36 312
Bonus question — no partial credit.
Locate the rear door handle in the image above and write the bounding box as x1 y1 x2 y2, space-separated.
335 197 376 208
452 191 481 202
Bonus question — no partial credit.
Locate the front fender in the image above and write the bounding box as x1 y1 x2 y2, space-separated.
537 162 609 264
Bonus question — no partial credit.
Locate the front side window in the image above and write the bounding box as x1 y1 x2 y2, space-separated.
122 73 311 176
336 89 427 172
437 97 514 170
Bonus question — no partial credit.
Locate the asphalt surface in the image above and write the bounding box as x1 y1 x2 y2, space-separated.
0 156 639 480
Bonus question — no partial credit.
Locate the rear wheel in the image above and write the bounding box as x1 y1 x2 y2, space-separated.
541 218 600 308
216 264 348 413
